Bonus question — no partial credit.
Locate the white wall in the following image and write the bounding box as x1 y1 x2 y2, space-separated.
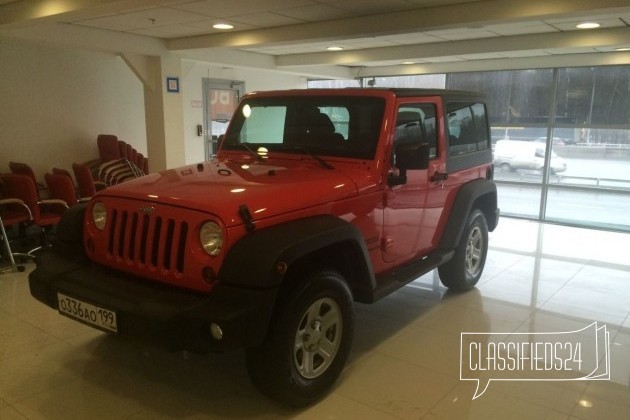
182 62 308 164
0 38 146 180
0 38 310 179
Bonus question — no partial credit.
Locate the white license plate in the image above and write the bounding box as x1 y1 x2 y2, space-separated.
57 293 118 333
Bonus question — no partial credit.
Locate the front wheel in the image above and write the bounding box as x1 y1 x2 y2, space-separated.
245 270 354 407
438 209 488 292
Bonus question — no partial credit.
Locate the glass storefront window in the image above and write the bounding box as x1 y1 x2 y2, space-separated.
549 128 630 188
365 74 446 88
447 69 553 126
307 79 360 88
497 183 542 219
546 127 630 230
555 66 630 126
449 66 630 231
545 189 630 231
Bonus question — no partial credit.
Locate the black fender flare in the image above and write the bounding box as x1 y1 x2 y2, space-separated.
439 178 498 251
218 215 375 293
52 202 89 262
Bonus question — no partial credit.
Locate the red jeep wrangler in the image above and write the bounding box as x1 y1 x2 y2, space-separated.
29 88 499 406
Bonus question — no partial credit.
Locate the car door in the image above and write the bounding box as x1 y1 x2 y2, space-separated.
382 98 447 263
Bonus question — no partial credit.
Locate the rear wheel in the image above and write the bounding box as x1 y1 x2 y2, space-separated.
438 209 488 292
246 270 353 407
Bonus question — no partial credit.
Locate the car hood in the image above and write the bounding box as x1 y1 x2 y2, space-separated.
99 159 364 226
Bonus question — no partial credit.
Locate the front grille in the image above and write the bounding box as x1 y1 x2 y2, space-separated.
107 209 189 274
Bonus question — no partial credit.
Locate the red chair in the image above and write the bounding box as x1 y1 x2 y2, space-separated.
9 161 37 184
0 174 7 198
118 140 128 159
98 159 138 185
135 153 146 175
45 173 79 206
0 183 33 272
97 134 121 162
126 144 135 163
73 162 106 200
2 174 67 254
52 167 73 180
9 161 47 198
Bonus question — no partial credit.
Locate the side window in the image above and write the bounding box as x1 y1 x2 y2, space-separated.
394 103 438 161
447 102 489 156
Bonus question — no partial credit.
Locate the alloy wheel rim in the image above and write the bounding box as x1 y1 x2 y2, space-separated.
465 226 483 276
293 297 342 379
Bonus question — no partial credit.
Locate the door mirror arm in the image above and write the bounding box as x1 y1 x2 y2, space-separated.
388 169 407 187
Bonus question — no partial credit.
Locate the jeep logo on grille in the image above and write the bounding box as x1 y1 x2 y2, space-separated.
139 206 156 215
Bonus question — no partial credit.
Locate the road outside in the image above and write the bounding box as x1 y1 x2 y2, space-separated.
495 157 630 231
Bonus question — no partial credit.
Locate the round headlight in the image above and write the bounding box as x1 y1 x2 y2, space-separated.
92 202 107 230
200 222 223 256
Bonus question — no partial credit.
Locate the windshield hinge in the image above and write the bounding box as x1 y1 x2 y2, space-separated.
238 204 256 232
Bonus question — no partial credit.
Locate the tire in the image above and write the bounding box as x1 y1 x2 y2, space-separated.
245 270 354 407
500 162 512 172
438 209 488 292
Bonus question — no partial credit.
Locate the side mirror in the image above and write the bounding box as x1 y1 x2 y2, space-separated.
396 142 430 171
388 143 430 187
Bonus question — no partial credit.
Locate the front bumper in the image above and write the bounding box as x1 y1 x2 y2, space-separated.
28 249 278 353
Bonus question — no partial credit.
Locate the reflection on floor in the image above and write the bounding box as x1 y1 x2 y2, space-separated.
1 218 629 419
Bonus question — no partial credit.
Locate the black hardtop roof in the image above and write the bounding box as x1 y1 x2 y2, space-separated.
383 87 484 100
248 87 485 101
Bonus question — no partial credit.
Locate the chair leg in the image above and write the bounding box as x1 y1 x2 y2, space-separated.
0 218 26 274
21 225 55 257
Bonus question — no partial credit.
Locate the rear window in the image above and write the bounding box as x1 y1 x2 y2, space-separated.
446 102 490 156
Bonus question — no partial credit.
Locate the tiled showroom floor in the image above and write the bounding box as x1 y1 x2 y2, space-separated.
1 218 629 419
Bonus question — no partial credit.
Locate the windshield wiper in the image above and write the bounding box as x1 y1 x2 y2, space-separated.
237 142 264 161
277 146 334 169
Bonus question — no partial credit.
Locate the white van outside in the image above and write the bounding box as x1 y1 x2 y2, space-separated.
493 139 567 174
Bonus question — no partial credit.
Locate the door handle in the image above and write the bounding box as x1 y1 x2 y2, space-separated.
431 172 448 182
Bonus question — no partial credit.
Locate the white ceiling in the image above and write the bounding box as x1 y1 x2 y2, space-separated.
1 0 629 77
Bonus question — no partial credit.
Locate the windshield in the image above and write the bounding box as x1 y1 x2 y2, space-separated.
222 96 386 160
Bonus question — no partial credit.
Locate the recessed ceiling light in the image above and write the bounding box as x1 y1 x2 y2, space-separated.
576 22 600 29
327 46 343 51
213 23 234 30
614 47 630 52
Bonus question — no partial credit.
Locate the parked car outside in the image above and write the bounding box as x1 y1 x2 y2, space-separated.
494 139 567 174
534 136 567 146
